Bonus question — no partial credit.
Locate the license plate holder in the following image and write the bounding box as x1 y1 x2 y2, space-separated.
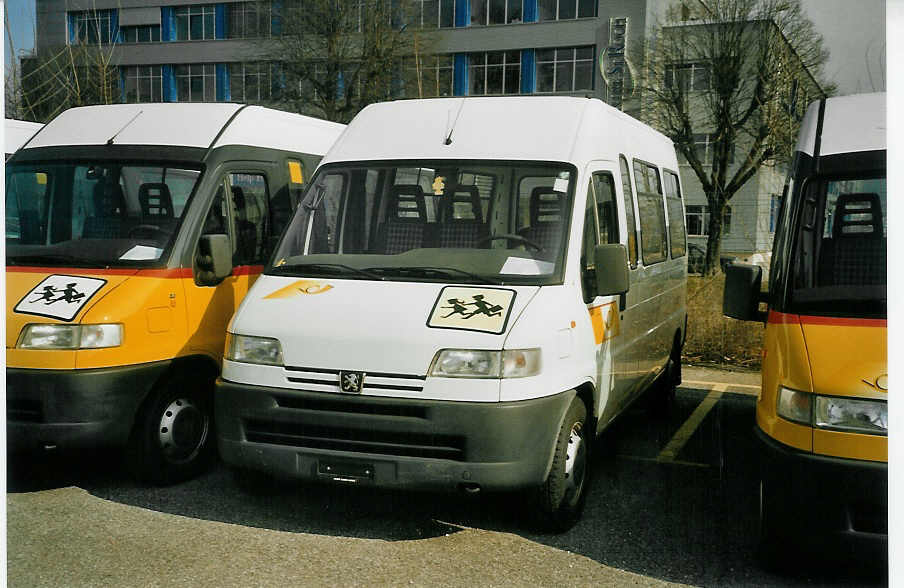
317 460 375 483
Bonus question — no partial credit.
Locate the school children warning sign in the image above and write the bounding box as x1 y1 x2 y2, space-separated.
427 286 516 335
15 274 107 322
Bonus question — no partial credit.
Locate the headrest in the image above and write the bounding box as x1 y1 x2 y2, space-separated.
444 185 482 223
92 181 125 217
388 185 427 222
138 183 174 218
530 187 566 225
833 192 883 238
231 186 246 210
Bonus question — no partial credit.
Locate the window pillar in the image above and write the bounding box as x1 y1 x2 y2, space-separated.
68 13 77 43
520 49 535 94
119 68 127 103
523 0 537 22
161 7 176 41
454 0 470 27
162 65 178 101
453 53 469 95
215 4 227 39
110 9 121 43
216 64 230 101
272 0 283 35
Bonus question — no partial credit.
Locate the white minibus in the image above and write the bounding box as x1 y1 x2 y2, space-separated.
216 96 688 529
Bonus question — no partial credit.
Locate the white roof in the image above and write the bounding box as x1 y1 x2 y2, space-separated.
323 97 676 168
5 119 43 155
796 92 886 157
23 103 345 157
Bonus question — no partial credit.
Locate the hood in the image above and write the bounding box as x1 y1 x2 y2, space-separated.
800 318 887 400
6 268 134 348
232 276 540 375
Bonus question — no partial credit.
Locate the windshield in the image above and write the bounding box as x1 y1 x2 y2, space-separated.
269 160 575 285
789 174 886 317
6 161 202 267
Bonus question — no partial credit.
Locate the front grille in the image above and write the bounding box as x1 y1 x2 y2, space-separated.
282 365 426 394
244 419 465 461
7 398 43 423
274 395 427 419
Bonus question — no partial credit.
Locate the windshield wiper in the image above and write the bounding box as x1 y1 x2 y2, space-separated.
365 266 503 285
268 262 385 281
7 253 99 267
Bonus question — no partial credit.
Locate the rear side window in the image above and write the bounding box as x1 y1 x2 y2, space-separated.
619 156 638 267
633 160 667 265
663 170 686 258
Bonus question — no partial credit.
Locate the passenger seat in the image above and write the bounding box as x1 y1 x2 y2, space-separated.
438 185 486 248
83 182 127 239
519 187 567 255
377 185 429 254
830 192 886 286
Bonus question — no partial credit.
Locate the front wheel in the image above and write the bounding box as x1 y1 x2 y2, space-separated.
529 396 590 533
126 371 215 485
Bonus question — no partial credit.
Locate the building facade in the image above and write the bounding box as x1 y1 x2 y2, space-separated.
30 0 817 260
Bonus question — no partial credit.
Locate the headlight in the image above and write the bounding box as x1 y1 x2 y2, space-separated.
776 387 887 436
17 323 123 349
429 348 541 379
815 396 887 435
776 387 811 425
225 333 284 366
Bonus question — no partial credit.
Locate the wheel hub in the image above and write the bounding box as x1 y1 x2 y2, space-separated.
563 423 586 502
158 397 208 463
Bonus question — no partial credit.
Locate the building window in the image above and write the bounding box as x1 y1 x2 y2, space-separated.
469 51 521 95
230 62 281 102
121 25 161 43
685 204 731 236
536 46 594 93
689 133 734 165
175 4 216 40
175 64 217 102
228 2 272 38
665 62 711 91
415 0 455 27
404 55 454 97
538 0 596 21
123 66 164 103
469 0 523 25
70 10 115 44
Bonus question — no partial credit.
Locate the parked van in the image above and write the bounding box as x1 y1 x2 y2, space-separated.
5 119 43 159
723 93 886 556
6 103 345 483
216 97 688 529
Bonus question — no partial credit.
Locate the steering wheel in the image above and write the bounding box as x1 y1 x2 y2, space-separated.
128 224 167 240
478 233 544 252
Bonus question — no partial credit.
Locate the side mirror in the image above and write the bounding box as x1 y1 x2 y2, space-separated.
196 233 233 286
594 243 629 296
723 263 765 322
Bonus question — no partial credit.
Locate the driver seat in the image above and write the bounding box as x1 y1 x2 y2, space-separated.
83 181 127 239
137 182 177 235
438 185 486 248
519 187 566 255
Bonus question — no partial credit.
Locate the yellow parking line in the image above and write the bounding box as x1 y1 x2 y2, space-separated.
617 454 710 468
657 383 728 462
682 379 759 397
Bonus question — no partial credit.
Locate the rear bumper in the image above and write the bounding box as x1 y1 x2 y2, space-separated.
216 378 574 492
755 425 887 547
6 361 170 452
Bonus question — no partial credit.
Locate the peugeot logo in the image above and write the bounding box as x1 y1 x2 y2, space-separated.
339 371 366 393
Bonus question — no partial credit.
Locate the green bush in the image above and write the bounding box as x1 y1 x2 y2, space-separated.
683 275 765 368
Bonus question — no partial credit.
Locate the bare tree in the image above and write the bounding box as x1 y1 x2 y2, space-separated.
8 8 119 123
273 0 435 123
641 0 834 274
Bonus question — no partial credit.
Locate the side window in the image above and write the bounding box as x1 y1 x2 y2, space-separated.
592 172 619 245
633 160 668 266
619 156 638 267
228 173 271 265
581 180 599 302
663 170 686 258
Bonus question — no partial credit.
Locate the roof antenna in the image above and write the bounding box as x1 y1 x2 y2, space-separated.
444 98 466 145
106 110 143 145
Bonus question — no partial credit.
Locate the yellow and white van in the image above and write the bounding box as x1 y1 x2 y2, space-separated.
6 103 345 484
216 97 688 530
724 93 887 555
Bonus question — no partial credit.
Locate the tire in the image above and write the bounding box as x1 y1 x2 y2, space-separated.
529 396 590 533
126 370 216 485
756 475 791 569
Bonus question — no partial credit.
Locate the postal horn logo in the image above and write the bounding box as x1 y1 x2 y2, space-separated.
264 280 333 299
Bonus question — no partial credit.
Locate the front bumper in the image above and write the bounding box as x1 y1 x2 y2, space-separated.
216 378 575 492
755 425 887 547
6 361 170 452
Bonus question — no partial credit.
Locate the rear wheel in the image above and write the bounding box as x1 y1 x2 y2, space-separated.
126 371 215 485
649 334 682 415
529 396 589 533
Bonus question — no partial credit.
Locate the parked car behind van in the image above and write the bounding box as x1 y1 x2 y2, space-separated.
216 96 688 530
6 103 345 484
